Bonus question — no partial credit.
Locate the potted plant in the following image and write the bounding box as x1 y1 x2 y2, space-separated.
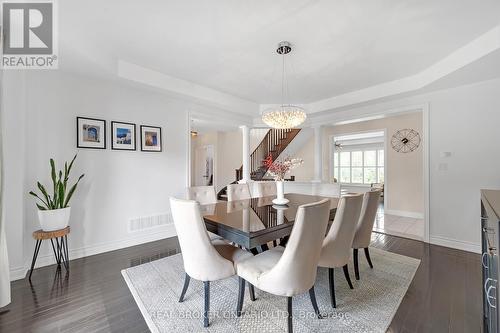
29 155 84 231
263 154 303 205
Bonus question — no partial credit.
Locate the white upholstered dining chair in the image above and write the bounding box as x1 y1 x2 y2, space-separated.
235 199 331 333
352 190 382 280
187 185 218 204
227 183 251 201
254 181 277 198
318 194 363 308
187 185 221 240
169 197 253 328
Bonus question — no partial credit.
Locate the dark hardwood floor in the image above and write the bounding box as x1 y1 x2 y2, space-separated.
0 233 481 332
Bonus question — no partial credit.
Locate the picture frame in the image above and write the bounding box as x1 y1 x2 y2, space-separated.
111 121 136 151
77 117 106 149
140 125 162 152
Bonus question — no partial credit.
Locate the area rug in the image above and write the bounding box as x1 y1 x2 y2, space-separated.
122 248 420 333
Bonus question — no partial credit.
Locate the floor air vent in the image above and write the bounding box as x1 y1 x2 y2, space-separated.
128 213 172 233
130 249 179 267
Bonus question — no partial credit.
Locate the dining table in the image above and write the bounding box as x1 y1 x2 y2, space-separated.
201 193 339 254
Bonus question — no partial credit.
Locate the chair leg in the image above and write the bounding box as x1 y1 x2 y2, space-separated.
178 273 190 302
249 283 256 301
328 268 336 308
364 247 374 269
308 286 322 319
237 277 246 317
287 296 293 333
343 265 354 289
353 248 360 280
204 281 210 328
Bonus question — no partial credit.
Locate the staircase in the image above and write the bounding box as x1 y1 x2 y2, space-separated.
218 128 301 200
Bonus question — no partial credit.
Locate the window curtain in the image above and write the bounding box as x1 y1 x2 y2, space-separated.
0 40 11 307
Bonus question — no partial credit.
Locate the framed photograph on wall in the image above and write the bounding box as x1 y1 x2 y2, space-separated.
77 117 106 149
140 125 162 152
111 121 136 151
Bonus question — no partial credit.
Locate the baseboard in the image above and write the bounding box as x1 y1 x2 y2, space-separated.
9 266 28 281
10 224 177 282
430 235 481 254
384 209 424 219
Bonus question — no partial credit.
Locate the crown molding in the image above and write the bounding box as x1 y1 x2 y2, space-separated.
118 25 500 124
117 60 260 116
306 25 500 114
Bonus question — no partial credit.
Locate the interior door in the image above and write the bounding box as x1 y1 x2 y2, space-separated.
194 145 214 186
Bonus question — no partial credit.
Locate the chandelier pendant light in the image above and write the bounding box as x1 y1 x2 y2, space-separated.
262 41 307 129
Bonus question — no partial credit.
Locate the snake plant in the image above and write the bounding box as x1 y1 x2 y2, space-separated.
29 154 85 210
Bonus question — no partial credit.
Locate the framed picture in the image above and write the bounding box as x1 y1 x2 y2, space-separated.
77 117 106 149
140 125 162 152
111 121 136 151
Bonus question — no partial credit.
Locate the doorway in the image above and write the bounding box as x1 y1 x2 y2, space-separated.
193 145 214 186
329 110 426 241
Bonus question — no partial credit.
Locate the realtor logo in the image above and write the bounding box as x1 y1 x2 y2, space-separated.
2 1 58 69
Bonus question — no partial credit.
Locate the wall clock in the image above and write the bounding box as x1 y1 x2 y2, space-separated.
391 129 421 153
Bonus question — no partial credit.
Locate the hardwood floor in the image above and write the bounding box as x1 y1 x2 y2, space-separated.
0 233 481 332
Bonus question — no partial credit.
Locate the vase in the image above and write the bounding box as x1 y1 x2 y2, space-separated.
272 180 289 205
38 207 71 231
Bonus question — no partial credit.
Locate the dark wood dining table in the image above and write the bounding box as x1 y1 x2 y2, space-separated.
201 193 339 253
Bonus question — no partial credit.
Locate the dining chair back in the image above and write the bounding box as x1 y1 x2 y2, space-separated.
234 199 332 332
227 183 251 201
254 181 277 198
169 197 234 282
259 199 331 296
352 190 382 249
318 193 363 308
320 194 363 268
188 186 217 205
351 189 382 279
170 197 253 328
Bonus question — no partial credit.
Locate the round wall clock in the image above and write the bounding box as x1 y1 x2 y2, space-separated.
391 129 421 153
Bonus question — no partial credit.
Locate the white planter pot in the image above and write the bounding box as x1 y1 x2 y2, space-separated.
38 207 71 231
272 180 289 205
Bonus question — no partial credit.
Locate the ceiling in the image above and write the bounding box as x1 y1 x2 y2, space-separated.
60 0 500 114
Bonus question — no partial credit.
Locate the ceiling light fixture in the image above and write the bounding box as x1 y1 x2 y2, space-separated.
262 41 306 129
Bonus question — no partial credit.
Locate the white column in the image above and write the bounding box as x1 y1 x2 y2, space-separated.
312 124 323 183
239 125 251 183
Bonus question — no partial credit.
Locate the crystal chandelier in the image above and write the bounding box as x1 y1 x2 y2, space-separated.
262 41 306 129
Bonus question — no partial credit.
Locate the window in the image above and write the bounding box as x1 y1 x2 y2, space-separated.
333 148 384 185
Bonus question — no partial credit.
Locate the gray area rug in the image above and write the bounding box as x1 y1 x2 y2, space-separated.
122 248 420 333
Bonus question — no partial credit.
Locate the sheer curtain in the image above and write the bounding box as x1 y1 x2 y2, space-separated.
0 40 10 308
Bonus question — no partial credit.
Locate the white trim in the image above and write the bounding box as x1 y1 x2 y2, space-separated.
430 235 481 254
9 266 27 282
422 104 431 243
118 60 259 115
187 111 192 188
10 225 177 281
384 209 424 219
306 25 500 113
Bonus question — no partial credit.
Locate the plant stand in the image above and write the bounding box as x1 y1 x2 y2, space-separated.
29 226 70 281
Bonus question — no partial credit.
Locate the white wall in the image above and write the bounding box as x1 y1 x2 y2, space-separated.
425 79 500 252
2 72 27 278
4 70 190 280
327 112 424 216
309 78 500 252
